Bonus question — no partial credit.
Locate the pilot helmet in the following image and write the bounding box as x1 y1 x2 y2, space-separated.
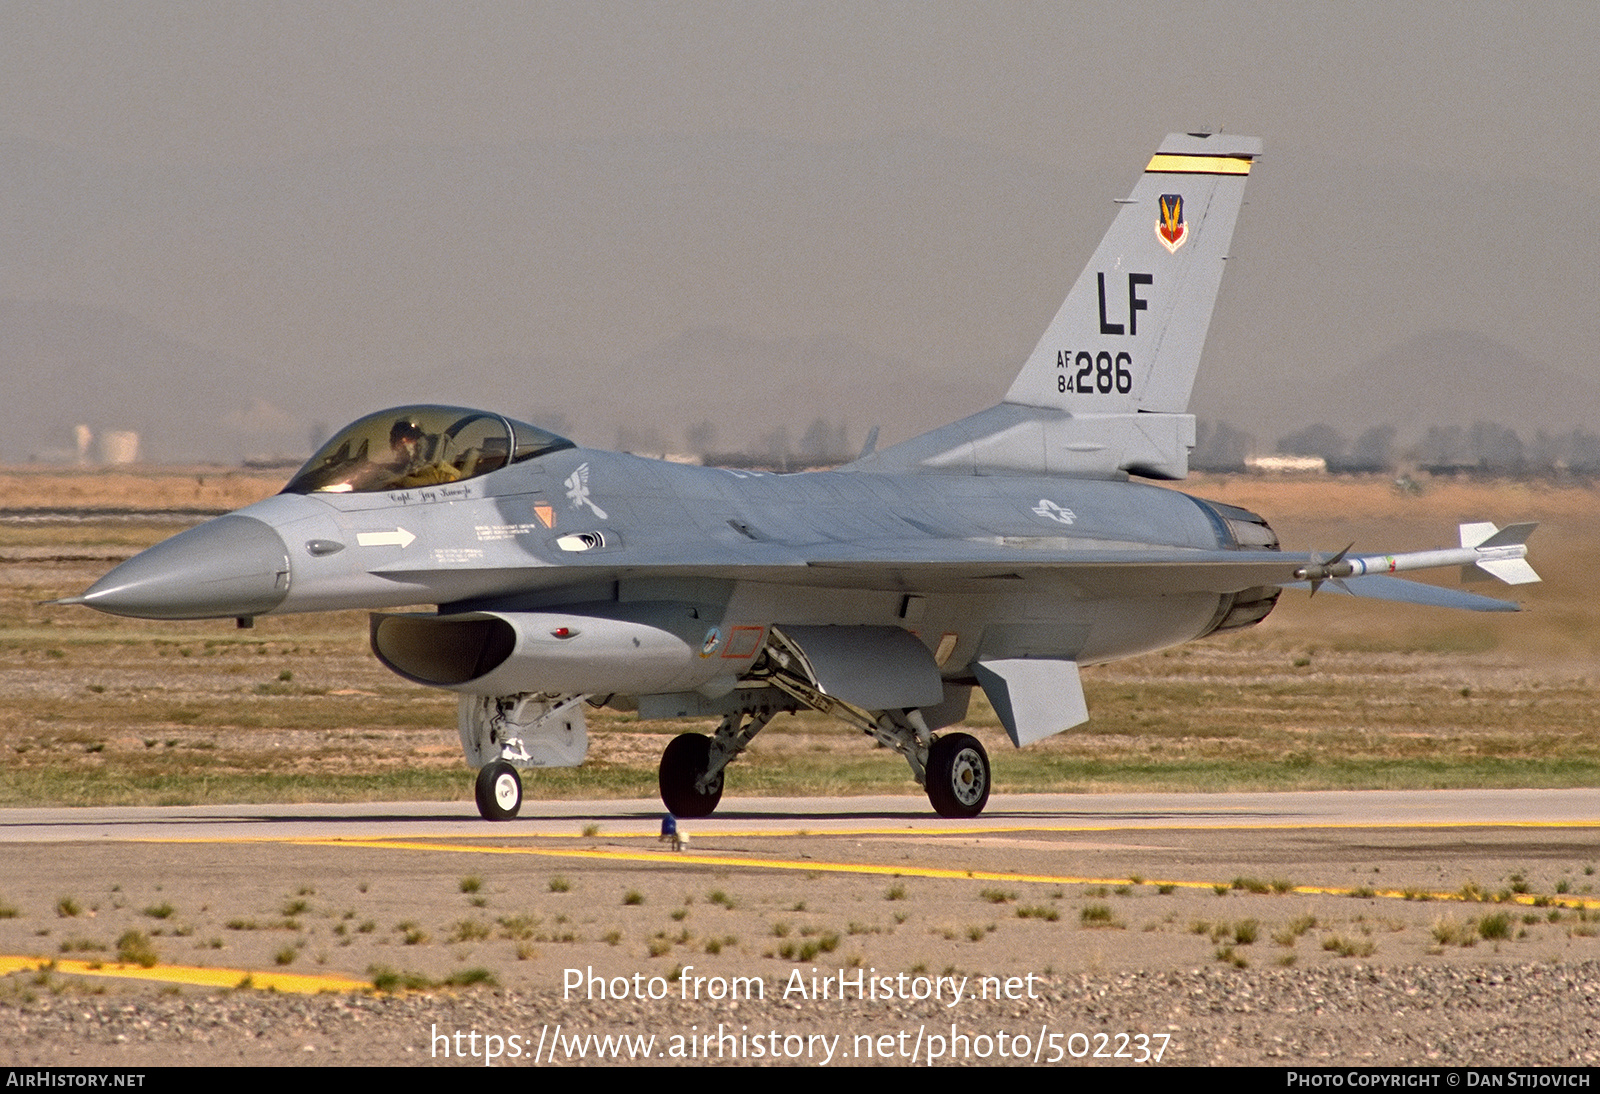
390 419 424 446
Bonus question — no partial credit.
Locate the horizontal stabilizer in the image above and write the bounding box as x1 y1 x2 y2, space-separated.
1292 574 1520 612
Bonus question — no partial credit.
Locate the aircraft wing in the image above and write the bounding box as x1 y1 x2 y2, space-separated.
804 546 1523 608
801 542 1314 595
375 538 1524 609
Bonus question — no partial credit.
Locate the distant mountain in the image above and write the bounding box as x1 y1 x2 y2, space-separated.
0 132 1081 462
0 299 308 463
452 326 999 455
0 299 992 463
5 131 1598 463
8 302 1587 467
1267 330 1599 444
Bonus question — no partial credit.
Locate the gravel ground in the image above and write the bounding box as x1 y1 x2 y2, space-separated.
3 816 1598 1070
3 960 1597 1067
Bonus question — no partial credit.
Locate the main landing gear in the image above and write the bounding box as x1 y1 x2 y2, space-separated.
658 709 775 818
653 711 993 820
924 733 990 819
658 733 722 818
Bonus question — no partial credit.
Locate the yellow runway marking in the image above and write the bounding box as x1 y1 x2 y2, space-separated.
13 816 1592 994
113 815 1600 912
260 835 1600 911
141 816 1600 847
295 836 1119 885
0 954 368 994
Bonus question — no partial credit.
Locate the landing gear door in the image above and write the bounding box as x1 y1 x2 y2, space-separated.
459 693 588 769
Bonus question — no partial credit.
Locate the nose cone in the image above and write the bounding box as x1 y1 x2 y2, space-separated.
77 515 291 620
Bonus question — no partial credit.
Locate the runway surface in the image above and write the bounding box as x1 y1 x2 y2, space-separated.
1 788 1596 998
5 786 1597 841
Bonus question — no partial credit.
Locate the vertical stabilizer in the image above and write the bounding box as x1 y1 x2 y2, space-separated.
1004 133 1260 415
849 133 1260 480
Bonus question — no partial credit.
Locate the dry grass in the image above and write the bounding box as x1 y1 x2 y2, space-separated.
0 467 283 512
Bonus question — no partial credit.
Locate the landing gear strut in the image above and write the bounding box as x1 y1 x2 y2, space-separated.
757 636 994 818
459 692 589 821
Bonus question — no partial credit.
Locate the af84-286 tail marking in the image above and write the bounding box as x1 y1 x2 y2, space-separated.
1005 133 1260 417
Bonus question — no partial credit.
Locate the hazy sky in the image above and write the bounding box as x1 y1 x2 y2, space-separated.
3 2 1597 459
6 2 1595 183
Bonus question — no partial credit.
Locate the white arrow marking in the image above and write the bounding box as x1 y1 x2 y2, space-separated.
356 527 416 549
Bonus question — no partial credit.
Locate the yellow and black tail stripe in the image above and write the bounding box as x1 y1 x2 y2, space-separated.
1144 153 1253 176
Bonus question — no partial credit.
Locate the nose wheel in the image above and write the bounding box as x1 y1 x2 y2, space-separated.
475 760 522 821
925 733 990 818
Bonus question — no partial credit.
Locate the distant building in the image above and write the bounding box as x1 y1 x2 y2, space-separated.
100 431 140 464
1245 454 1326 473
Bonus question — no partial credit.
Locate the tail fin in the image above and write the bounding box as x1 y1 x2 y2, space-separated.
1459 521 1541 585
848 133 1259 480
1005 132 1260 415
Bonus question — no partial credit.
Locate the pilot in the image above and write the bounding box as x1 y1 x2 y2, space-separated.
386 418 462 488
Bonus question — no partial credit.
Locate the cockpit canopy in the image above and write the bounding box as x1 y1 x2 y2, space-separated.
282 405 574 495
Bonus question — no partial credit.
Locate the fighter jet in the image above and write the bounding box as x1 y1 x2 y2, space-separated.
61 133 1539 821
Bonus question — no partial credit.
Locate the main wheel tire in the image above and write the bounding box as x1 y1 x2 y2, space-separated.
659 732 724 818
474 760 522 821
925 733 991 818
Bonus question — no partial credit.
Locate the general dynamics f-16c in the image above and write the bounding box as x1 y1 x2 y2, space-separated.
61 134 1539 821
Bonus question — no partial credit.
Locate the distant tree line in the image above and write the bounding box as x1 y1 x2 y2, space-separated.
1193 419 1600 475
603 412 1597 476
1191 420 1256 471
693 417 858 471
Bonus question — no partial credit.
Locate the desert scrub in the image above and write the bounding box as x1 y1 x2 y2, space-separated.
116 930 158 968
449 919 491 943
1080 904 1117 927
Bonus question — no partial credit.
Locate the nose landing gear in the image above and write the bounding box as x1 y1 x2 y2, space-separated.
475 760 523 821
